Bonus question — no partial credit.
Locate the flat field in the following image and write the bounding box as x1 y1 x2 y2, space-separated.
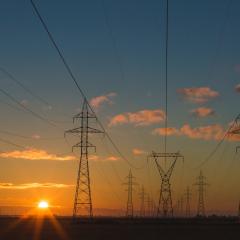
0 217 239 240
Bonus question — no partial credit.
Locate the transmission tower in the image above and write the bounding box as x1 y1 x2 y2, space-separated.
123 169 137 218
146 194 152 217
228 114 240 151
148 152 184 217
139 185 146 217
65 98 103 219
194 171 209 217
185 187 191 217
180 197 184 217
238 200 240 220
176 199 180 217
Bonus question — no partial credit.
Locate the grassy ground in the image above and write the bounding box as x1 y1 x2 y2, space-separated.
0 217 239 240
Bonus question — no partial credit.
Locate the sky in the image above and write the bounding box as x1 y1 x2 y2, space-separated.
0 0 240 216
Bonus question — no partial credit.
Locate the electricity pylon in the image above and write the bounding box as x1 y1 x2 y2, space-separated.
146 194 152 217
185 187 191 217
228 114 240 151
176 199 181 217
123 169 137 218
148 152 184 217
238 200 240 220
139 185 146 217
65 98 103 219
180 197 184 217
194 171 209 217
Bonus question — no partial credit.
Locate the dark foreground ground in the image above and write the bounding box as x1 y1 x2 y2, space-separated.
0 216 239 240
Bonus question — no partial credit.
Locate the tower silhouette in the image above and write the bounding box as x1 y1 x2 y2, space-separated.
148 152 184 217
185 187 191 217
139 185 146 217
228 114 240 151
123 169 137 218
238 200 240 220
194 171 209 217
65 98 103 219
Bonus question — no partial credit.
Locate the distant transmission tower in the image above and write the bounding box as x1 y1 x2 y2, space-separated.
139 185 146 217
180 197 184 217
185 187 191 217
238 200 240 220
146 194 152 217
194 171 209 217
123 169 137 218
65 98 103 219
148 152 184 217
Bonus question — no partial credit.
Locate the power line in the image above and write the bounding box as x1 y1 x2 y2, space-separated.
0 67 72 122
0 87 60 129
0 129 62 141
164 0 169 156
197 113 240 168
101 0 125 82
30 0 143 170
0 137 25 149
0 67 50 107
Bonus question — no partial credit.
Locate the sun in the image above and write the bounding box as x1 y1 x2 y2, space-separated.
38 200 49 209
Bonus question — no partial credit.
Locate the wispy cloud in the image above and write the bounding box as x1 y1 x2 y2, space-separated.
153 123 240 142
89 155 119 161
153 124 224 141
132 148 146 155
190 107 215 118
90 92 117 109
20 99 29 107
0 148 75 161
109 109 165 127
234 64 240 73
152 127 180 136
177 87 219 103
32 134 41 139
180 124 223 140
0 182 73 190
235 84 240 93
106 156 119 161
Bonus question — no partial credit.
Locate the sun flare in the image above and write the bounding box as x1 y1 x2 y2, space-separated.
38 201 49 209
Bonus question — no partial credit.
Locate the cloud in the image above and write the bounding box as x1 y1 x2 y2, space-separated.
152 127 180 136
32 134 41 139
20 99 29 107
0 148 75 161
234 64 240 73
109 109 166 127
152 124 224 140
235 84 240 93
0 182 73 190
153 123 240 142
90 92 117 109
89 155 99 161
180 124 224 140
190 107 215 118
89 155 119 161
106 156 119 161
132 148 146 155
177 87 219 103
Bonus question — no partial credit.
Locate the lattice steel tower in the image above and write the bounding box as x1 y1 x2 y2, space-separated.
65 98 103 219
139 185 146 217
185 187 191 217
148 152 184 217
123 169 137 218
194 171 209 217
228 114 240 151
